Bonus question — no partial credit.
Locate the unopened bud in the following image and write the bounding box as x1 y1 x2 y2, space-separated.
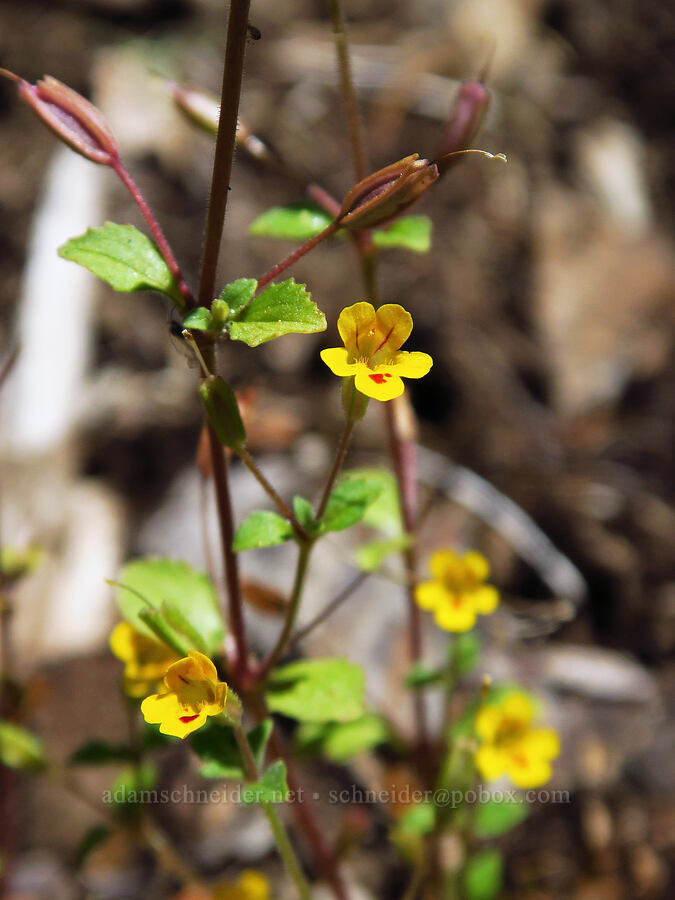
437 81 490 175
170 82 220 135
199 375 246 450
338 154 439 231
1 69 118 165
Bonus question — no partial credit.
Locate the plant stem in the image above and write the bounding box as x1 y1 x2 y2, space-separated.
316 418 355 520
256 221 338 291
233 724 311 900
111 159 194 308
235 446 309 540
327 0 368 182
255 542 312 682
291 570 368 646
198 0 251 308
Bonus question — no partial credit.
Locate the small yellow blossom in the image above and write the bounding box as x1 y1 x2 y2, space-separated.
110 622 179 697
140 650 227 739
475 691 560 789
320 302 432 401
213 870 271 900
415 549 498 632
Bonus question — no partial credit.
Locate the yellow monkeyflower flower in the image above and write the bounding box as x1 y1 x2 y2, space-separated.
320 302 433 401
140 650 227 739
415 549 498 632
110 622 180 698
475 691 560 789
213 870 271 900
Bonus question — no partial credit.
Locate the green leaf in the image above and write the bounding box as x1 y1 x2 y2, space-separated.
450 632 481 677
404 662 444 690
266 658 365 723
58 222 184 310
114 558 224 655
249 204 334 241
106 761 157 820
355 535 412 572
0 721 47 771
463 849 503 900
228 279 326 347
397 802 436 837
474 797 529 838
217 277 258 318
182 306 214 331
69 740 133 766
373 216 432 254
241 759 289 805
319 477 383 535
342 468 402 535
292 496 317 534
74 825 113 868
137 606 192 656
232 510 294 551
298 713 389 762
192 720 273 780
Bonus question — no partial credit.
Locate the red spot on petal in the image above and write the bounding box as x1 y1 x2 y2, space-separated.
369 373 392 384
179 714 199 723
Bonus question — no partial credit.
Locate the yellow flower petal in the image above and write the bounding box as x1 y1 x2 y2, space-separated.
414 581 446 611
371 304 413 354
141 690 183 725
320 347 359 377
501 692 535 727
434 595 477 632
337 302 377 357
475 745 508 781
505 747 554 789
354 368 404 401
430 549 461 583
463 551 490 583
214 869 271 900
470 585 499 615
388 350 433 379
475 706 502 743
522 728 560 761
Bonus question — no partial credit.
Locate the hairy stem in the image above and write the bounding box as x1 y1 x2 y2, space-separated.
233 724 311 900
327 0 368 181
198 0 252 307
256 221 338 291
236 446 310 540
111 159 194 308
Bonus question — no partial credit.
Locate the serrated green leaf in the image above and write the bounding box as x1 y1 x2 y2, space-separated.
74 825 113 868
233 511 294 551
342 468 402 535
266 658 365 723
404 662 445 690
69 740 133 766
58 222 184 310
192 719 273 780
474 797 528 838
319 477 383 534
249 204 334 241
299 713 390 762
463 849 503 900
114 558 224 655
0 721 47 771
218 277 258 317
397 802 436 837
373 216 432 254
355 535 412 572
241 759 289 805
228 279 326 347
182 306 214 331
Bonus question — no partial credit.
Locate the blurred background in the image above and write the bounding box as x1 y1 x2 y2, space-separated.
0 0 673 897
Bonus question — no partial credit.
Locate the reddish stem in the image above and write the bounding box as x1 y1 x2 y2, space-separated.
256 221 338 291
111 159 194 308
